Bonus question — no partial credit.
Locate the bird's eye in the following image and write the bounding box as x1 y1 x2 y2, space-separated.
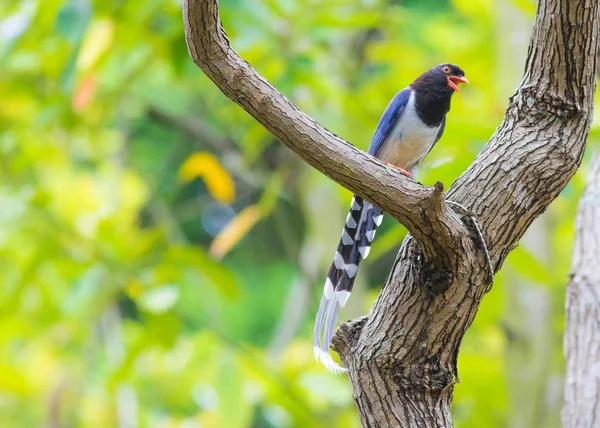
442 65 451 74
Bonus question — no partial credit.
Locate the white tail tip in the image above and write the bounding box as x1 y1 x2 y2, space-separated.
319 350 348 375
314 346 321 362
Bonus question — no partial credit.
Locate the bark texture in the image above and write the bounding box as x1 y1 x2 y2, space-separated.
182 0 599 425
562 153 600 428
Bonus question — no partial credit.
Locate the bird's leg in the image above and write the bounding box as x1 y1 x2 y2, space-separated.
384 161 411 177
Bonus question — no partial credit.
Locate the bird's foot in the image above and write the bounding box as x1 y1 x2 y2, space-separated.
384 161 411 177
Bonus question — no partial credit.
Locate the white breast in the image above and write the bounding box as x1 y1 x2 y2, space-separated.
376 92 440 175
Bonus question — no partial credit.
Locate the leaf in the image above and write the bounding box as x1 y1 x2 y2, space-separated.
125 279 144 299
76 18 115 72
72 73 97 112
55 0 91 43
209 205 263 260
55 0 91 91
208 172 283 260
179 152 236 204
138 284 180 314
146 312 181 348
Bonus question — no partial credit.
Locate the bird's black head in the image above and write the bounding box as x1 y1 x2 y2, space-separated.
412 63 468 95
410 63 468 126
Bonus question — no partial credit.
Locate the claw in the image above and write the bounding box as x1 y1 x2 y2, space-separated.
384 161 411 177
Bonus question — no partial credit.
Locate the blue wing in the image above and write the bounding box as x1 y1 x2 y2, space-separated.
367 88 412 157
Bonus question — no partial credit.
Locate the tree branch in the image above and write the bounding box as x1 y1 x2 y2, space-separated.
183 0 599 425
182 0 464 266
562 153 600 428
147 106 237 152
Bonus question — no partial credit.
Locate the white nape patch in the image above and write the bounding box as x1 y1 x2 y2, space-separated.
351 198 361 210
376 92 441 172
341 228 353 245
314 346 321 362
333 252 345 269
346 212 357 228
336 290 351 307
374 214 384 226
359 245 371 260
324 278 334 300
366 229 376 242
319 350 348 375
345 263 358 278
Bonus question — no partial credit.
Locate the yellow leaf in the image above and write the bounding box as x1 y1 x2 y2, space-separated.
209 205 263 260
125 279 143 299
179 152 235 204
77 19 115 72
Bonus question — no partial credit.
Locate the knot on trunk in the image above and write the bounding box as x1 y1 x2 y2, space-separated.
388 361 456 393
422 263 454 295
513 87 586 121
331 316 367 357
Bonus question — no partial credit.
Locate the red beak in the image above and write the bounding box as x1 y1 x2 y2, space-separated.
448 75 469 92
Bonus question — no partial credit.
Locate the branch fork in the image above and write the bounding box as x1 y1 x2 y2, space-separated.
183 0 599 424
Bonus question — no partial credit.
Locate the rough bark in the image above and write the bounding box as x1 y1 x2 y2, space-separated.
562 153 600 428
182 0 599 425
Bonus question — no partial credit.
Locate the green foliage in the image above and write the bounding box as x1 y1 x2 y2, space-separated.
0 0 596 426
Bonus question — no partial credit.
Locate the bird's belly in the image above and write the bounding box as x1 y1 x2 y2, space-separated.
377 125 439 170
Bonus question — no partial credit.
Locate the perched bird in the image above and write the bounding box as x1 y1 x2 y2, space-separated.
314 63 468 374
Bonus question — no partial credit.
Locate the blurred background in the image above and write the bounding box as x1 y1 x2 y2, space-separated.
1 0 598 426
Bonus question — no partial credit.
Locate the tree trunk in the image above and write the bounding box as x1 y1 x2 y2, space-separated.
182 0 599 424
562 153 600 428
332 0 598 424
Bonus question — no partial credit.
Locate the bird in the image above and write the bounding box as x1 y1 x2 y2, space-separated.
313 63 468 374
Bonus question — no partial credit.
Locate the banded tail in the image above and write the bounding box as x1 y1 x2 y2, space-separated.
314 195 383 374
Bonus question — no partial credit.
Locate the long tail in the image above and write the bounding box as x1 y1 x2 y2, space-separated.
314 195 383 374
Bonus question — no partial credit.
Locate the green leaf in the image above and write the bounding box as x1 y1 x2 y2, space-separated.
145 312 181 348
54 0 91 43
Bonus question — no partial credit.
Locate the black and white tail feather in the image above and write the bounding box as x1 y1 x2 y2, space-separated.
313 195 382 374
